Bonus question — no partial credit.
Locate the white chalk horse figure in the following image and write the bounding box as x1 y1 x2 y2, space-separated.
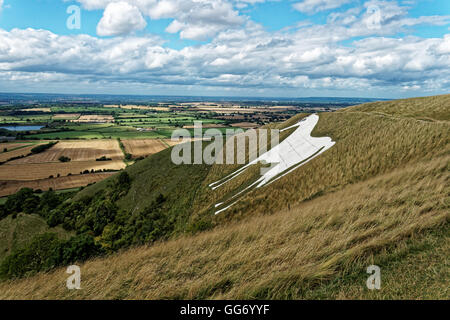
210 114 335 214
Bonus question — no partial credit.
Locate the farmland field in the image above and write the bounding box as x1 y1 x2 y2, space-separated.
105 105 170 111
0 115 52 124
71 115 114 123
230 122 258 128
19 108 51 112
122 139 168 158
52 113 80 120
0 99 307 195
0 160 125 180
0 144 43 163
0 172 116 197
9 140 123 164
0 143 30 152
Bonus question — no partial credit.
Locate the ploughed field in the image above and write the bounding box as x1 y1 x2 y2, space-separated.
0 172 116 197
0 160 126 181
0 144 42 163
122 139 170 158
0 138 175 197
0 140 125 196
8 140 123 164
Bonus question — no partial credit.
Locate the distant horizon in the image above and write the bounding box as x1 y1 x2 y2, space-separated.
0 91 401 103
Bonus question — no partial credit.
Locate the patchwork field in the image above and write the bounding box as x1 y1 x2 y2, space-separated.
9 140 123 164
0 160 125 181
0 172 116 197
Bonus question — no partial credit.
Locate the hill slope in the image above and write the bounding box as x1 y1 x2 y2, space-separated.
0 94 448 299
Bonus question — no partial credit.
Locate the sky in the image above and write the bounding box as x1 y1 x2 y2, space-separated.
0 0 449 98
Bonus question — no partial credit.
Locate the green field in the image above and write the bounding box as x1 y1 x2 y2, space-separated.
0 101 276 142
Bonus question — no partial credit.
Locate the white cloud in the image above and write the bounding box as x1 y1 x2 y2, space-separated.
293 0 354 14
1 23 449 95
0 0 3 12
1 0 449 96
97 2 147 36
74 0 115 10
76 0 245 40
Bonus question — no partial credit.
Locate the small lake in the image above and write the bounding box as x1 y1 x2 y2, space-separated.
0 125 44 131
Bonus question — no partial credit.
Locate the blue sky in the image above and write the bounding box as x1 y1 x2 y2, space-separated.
0 0 449 98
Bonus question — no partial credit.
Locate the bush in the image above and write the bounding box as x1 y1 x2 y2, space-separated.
31 142 57 154
4 188 38 214
0 188 70 220
96 156 112 161
0 233 61 279
0 233 104 279
118 171 130 186
58 155 71 162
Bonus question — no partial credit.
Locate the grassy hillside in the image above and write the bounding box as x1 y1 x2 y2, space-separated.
196 100 448 223
342 94 450 121
0 213 71 263
0 94 448 299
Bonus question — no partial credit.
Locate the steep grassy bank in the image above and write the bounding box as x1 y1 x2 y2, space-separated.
0 151 447 299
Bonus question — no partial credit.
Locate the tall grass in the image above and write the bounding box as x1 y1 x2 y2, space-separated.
0 152 447 299
342 93 450 121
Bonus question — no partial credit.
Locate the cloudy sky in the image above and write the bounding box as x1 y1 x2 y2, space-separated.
0 0 449 98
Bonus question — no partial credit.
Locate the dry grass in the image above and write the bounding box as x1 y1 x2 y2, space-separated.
0 172 117 197
9 140 123 164
0 160 125 181
323 227 449 300
343 94 450 121
0 153 447 299
121 139 168 158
